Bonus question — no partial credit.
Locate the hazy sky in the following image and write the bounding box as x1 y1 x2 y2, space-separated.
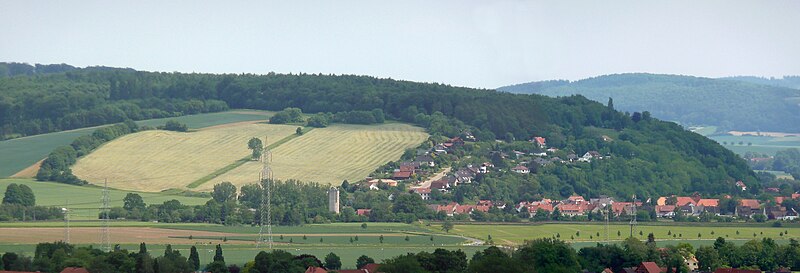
1 1 798 88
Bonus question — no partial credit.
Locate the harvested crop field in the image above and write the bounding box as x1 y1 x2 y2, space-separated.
72 123 297 191
0 227 240 244
209 123 428 188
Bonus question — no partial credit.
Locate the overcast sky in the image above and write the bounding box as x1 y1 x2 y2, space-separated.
1 0 798 88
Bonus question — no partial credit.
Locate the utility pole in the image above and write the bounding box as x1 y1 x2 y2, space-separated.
101 178 111 252
257 136 273 250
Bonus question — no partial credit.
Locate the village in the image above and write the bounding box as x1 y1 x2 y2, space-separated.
352 135 800 224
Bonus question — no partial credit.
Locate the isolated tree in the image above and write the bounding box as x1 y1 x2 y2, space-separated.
247 138 263 160
212 182 237 203
324 252 341 270
361 223 368 229
188 246 200 271
123 193 146 211
442 220 454 233
296 127 303 135
356 255 375 269
213 244 224 263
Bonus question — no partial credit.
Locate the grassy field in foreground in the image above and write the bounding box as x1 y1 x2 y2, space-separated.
215 123 429 187
443 223 800 245
0 243 484 269
72 123 297 192
161 222 430 234
0 178 210 220
0 110 274 178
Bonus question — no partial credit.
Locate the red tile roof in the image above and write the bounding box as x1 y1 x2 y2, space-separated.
739 199 760 208
675 197 696 206
697 199 719 207
60 269 89 273
392 171 412 179
360 263 383 273
356 209 371 216
305 267 328 273
636 262 665 273
655 205 675 213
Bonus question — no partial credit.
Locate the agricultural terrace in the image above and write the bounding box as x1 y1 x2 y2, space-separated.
209 123 428 188
72 122 297 191
0 110 273 178
0 178 209 220
442 223 800 246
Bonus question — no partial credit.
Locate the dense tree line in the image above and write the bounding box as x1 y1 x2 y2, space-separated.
6 64 756 197
500 73 800 132
0 241 206 273
108 180 438 225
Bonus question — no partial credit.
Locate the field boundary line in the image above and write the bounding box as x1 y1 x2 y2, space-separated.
186 127 314 189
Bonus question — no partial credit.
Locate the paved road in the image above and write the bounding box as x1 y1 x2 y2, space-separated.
412 167 451 189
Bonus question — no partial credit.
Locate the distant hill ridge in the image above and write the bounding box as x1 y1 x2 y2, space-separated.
499 73 800 132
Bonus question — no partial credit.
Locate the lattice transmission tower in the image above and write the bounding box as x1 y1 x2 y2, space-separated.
257 137 274 250
629 194 637 237
101 178 111 252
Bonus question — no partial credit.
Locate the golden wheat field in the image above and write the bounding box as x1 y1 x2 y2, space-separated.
204 123 428 189
72 123 298 191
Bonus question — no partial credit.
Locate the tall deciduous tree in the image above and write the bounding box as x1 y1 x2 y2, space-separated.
247 138 263 160
212 182 237 203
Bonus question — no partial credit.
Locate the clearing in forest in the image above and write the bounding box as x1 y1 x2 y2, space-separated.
72 123 297 191
208 123 428 189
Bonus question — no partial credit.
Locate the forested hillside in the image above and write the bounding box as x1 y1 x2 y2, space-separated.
0 63 759 197
499 73 800 132
723 75 800 89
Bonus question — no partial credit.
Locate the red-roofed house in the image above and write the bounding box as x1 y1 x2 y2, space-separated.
512 165 530 174
430 202 458 216
735 181 747 191
356 209 372 216
567 195 586 204
361 263 383 273
611 202 637 217
655 205 676 218
60 268 89 273
736 199 764 218
558 203 589 217
532 136 546 148
412 187 431 200
392 171 412 180
455 204 476 214
634 262 666 273
305 267 328 273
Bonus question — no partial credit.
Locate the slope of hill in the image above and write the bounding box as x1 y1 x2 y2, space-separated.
499 73 800 132
205 123 428 190
2 64 759 197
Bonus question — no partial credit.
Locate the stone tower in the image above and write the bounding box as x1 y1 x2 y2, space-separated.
328 186 340 214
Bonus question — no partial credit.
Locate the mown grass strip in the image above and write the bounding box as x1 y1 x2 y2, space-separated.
186 127 314 188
